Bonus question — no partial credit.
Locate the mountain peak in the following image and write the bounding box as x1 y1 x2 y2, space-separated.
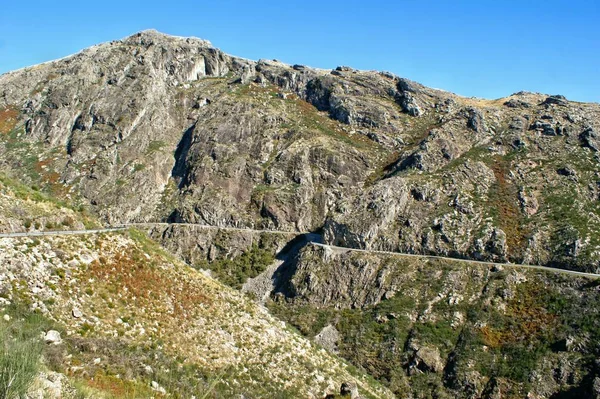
122 29 213 48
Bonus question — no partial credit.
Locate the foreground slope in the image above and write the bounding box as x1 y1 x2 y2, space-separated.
0 184 391 398
1 30 599 270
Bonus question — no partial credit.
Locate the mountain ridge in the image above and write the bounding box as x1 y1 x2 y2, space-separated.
1 29 599 272
3 30 591 105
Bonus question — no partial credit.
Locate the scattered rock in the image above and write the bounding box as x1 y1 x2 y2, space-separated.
26 371 66 399
413 346 444 373
466 108 486 133
192 97 210 109
530 120 556 136
557 166 578 180
504 98 531 108
3 314 10 321
340 381 360 399
151 381 166 395
396 91 422 117
518 189 539 216
580 127 599 152
238 65 255 85
592 377 600 399
72 308 82 318
541 95 568 106
44 330 62 345
314 324 341 353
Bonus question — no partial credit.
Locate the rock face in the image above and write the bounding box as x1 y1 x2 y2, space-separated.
1 30 600 270
314 324 341 353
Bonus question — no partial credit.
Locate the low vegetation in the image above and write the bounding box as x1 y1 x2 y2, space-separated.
195 243 275 289
269 250 600 398
0 306 52 398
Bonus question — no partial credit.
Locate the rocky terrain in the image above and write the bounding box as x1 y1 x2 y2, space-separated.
0 181 390 398
1 29 600 398
269 244 600 398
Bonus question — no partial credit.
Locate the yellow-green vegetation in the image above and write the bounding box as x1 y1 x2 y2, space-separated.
0 306 47 398
145 140 168 155
194 243 275 289
0 231 393 398
0 121 89 211
0 173 99 232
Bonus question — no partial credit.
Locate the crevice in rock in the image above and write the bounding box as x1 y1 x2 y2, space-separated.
171 123 195 188
270 232 324 298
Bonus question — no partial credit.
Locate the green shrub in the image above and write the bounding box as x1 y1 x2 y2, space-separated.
0 322 43 398
198 244 275 289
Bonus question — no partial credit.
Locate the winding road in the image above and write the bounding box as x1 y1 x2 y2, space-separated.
309 242 600 279
1 222 598 279
0 227 126 238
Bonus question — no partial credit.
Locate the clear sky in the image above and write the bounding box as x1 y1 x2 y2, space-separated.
1 0 598 102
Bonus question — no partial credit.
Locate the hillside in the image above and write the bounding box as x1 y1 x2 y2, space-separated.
269 244 600 398
0 181 391 398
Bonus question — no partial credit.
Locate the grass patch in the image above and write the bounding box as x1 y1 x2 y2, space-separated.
0 305 57 398
145 140 168 155
133 163 145 172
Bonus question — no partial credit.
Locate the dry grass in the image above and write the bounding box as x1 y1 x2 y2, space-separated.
0 106 18 134
87 249 211 320
480 284 556 348
489 156 529 258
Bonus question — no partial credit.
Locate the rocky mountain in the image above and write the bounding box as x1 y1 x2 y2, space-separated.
1 29 600 399
1 29 599 271
270 244 600 398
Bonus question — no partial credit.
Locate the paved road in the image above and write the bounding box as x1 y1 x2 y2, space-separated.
1 223 598 279
0 227 125 238
125 222 306 236
310 242 600 279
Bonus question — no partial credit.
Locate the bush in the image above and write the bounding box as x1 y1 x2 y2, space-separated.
199 244 275 289
0 325 42 398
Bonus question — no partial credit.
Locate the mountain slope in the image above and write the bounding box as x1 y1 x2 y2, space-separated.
0 184 391 398
270 244 600 398
1 30 600 271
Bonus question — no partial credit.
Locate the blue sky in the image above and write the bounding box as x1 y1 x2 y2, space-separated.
1 0 598 102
